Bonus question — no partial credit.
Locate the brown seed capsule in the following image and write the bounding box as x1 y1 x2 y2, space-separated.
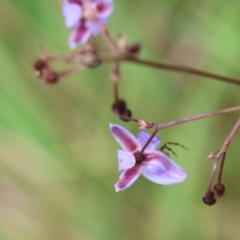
112 99 127 116
34 59 46 71
44 70 59 84
127 43 141 54
213 183 225 198
120 109 132 122
202 191 217 206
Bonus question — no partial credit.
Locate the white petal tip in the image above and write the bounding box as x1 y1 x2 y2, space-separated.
114 186 120 192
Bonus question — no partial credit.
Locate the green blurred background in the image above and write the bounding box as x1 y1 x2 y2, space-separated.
1 0 240 239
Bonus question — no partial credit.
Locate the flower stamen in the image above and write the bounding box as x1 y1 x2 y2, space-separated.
134 152 145 164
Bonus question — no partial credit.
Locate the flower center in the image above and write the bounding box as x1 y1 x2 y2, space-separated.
83 2 97 20
134 152 145 164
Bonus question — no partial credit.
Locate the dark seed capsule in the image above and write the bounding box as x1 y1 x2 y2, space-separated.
120 109 132 122
127 43 141 54
112 99 127 116
45 71 59 84
34 59 46 71
213 183 225 198
202 191 217 206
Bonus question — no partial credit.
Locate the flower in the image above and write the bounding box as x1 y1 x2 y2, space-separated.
62 0 114 48
109 124 187 192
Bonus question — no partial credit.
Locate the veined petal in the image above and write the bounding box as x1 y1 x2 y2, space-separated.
117 150 135 172
142 150 187 185
109 124 140 152
115 165 142 192
137 131 161 151
62 3 82 28
95 1 114 18
68 23 91 48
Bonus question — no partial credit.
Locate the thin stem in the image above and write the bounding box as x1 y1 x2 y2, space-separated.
207 158 219 192
206 118 240 193
47 54 81 63
218 152 226 184
38 45 48 60
97 52 240 86
113 82 118 100
139 128 159 154
38 48 240 86
217 118 240 156
59 64 85 78
125 55 240 86
127 116 139 123
155 106 240 131
99 27 120 54
125 106 240 131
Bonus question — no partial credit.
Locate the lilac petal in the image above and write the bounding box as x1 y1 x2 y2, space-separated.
98 17 108 25
115 165 142 192
137 131 161 151
68 23 91 48
62 3 82 28
68 0 83 5
95 1 114 19
85 20 100 36
142 151 187 185
109 124 140 153
117 150 135 172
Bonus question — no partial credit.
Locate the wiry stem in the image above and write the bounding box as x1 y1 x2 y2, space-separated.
218 152 226 184
139 128 159 154
97 52 240 86
130 106 240 131
206 118 240 197
155 106 240 130
124 55 240 86
216 118 240 156
37 47 240 86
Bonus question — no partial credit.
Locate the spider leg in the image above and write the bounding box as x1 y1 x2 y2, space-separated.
160 142 188 158
162 146 178 158
161 142 188 151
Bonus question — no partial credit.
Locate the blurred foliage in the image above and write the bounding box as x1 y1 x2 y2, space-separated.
1 0 240 239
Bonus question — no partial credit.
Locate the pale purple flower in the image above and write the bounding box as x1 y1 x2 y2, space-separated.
109 124 187 192
62 0 114 48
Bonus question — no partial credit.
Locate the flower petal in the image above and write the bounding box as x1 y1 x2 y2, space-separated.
117 150 135 172
85 20 100 36
142 151 187 185
137 131 161 151
68 0 83 5
68 23 91 48
95 1 114 19
115 165 142 192
109 124 140 152
62 3 82 28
